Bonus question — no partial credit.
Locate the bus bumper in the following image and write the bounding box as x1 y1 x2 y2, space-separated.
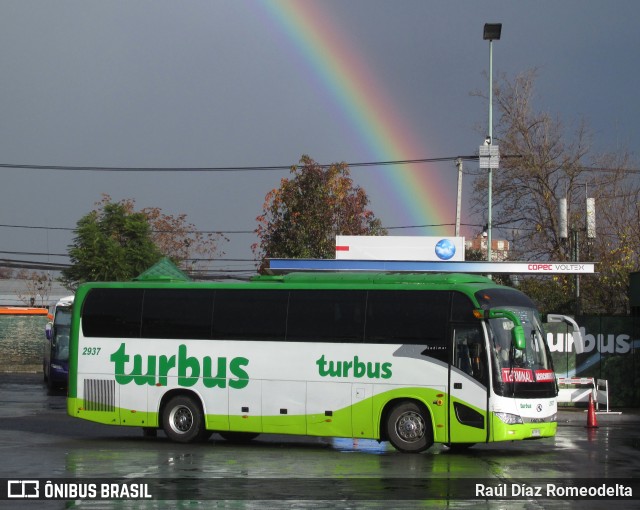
491 413 557 441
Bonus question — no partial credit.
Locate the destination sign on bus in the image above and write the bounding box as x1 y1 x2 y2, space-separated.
501 368 555 383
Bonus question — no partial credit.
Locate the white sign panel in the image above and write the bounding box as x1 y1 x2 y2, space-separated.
335 236 465 262
479 144 500 169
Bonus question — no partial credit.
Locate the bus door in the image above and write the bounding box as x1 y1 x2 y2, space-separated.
448 324 489 444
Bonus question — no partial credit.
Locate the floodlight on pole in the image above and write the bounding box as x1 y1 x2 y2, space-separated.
483 23 502 41
483 23 501 263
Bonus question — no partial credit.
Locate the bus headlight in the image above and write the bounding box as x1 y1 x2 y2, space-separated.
495 412 523 425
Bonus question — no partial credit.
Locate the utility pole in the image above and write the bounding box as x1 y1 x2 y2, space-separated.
455 158 463 237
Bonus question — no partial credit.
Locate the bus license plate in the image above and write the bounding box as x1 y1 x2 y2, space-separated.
531 429 541 437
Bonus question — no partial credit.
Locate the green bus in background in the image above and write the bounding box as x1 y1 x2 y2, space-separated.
67 271 576 453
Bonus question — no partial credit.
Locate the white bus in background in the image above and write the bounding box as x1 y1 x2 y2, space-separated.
44 295 74 389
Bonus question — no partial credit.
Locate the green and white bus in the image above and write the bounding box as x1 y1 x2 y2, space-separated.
67 271 572 453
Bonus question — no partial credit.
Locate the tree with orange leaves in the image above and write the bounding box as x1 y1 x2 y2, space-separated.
253 155 386 272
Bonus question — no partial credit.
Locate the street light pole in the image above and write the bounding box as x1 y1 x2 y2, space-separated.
483 23 501 262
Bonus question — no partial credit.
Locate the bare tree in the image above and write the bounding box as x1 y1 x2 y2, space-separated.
583 152 640 313
16 271 52 307
471 69 639 313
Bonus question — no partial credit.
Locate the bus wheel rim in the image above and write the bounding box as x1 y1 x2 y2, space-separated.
396 411 425 443
170 405 193 434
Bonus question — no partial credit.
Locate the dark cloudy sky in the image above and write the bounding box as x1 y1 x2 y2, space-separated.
0 0 638 277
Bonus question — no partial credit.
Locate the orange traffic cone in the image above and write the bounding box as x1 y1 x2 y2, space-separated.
586 393 599 429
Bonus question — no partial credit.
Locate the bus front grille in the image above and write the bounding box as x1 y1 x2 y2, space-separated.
83 379 115 412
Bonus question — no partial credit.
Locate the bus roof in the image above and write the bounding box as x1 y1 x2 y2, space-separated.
56 295 74 307
48 295 74 320
77 272 501 293
251 272 495 286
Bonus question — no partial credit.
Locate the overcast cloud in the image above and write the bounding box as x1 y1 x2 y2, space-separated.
0 0 638 277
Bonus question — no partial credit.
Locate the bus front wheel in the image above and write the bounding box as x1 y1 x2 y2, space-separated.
162 395 208 443
386 401 433 453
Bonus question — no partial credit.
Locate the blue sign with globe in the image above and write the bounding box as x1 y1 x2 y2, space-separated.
435 239 456 260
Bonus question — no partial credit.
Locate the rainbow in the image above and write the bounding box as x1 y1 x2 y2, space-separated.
256 1 456 235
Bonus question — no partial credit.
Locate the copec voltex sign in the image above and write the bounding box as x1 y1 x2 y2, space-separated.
268 258 596 274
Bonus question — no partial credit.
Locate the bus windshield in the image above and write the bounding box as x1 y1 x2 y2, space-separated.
475 288 555 397
488 309 551 372
52 305 72 361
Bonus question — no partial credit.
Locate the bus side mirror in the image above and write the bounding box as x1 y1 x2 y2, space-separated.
512 325 526 350
474 308 527 350
45 322 52 340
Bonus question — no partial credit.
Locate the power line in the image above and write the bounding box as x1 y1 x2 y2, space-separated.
1 158 635 177
466 164 640 175
0 223 255 235
0 257 260 278
0 250 259 263
0 259 70 271
0 156 481 172
0 224 73 231
0 250 69 257
386 222 481 231
0 221 478 235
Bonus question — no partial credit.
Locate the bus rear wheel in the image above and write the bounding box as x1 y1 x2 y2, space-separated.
162 395 208 443
386 401 433 453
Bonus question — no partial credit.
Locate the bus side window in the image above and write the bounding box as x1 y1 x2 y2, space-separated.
82 289 144 338
453 325 487 387
212 289 288 341
287 290 365 343
141 289 213 339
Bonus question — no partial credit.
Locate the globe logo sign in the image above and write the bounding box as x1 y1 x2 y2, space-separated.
435 239 456 260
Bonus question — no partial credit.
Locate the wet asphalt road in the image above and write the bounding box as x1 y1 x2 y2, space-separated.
1 373 639 509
